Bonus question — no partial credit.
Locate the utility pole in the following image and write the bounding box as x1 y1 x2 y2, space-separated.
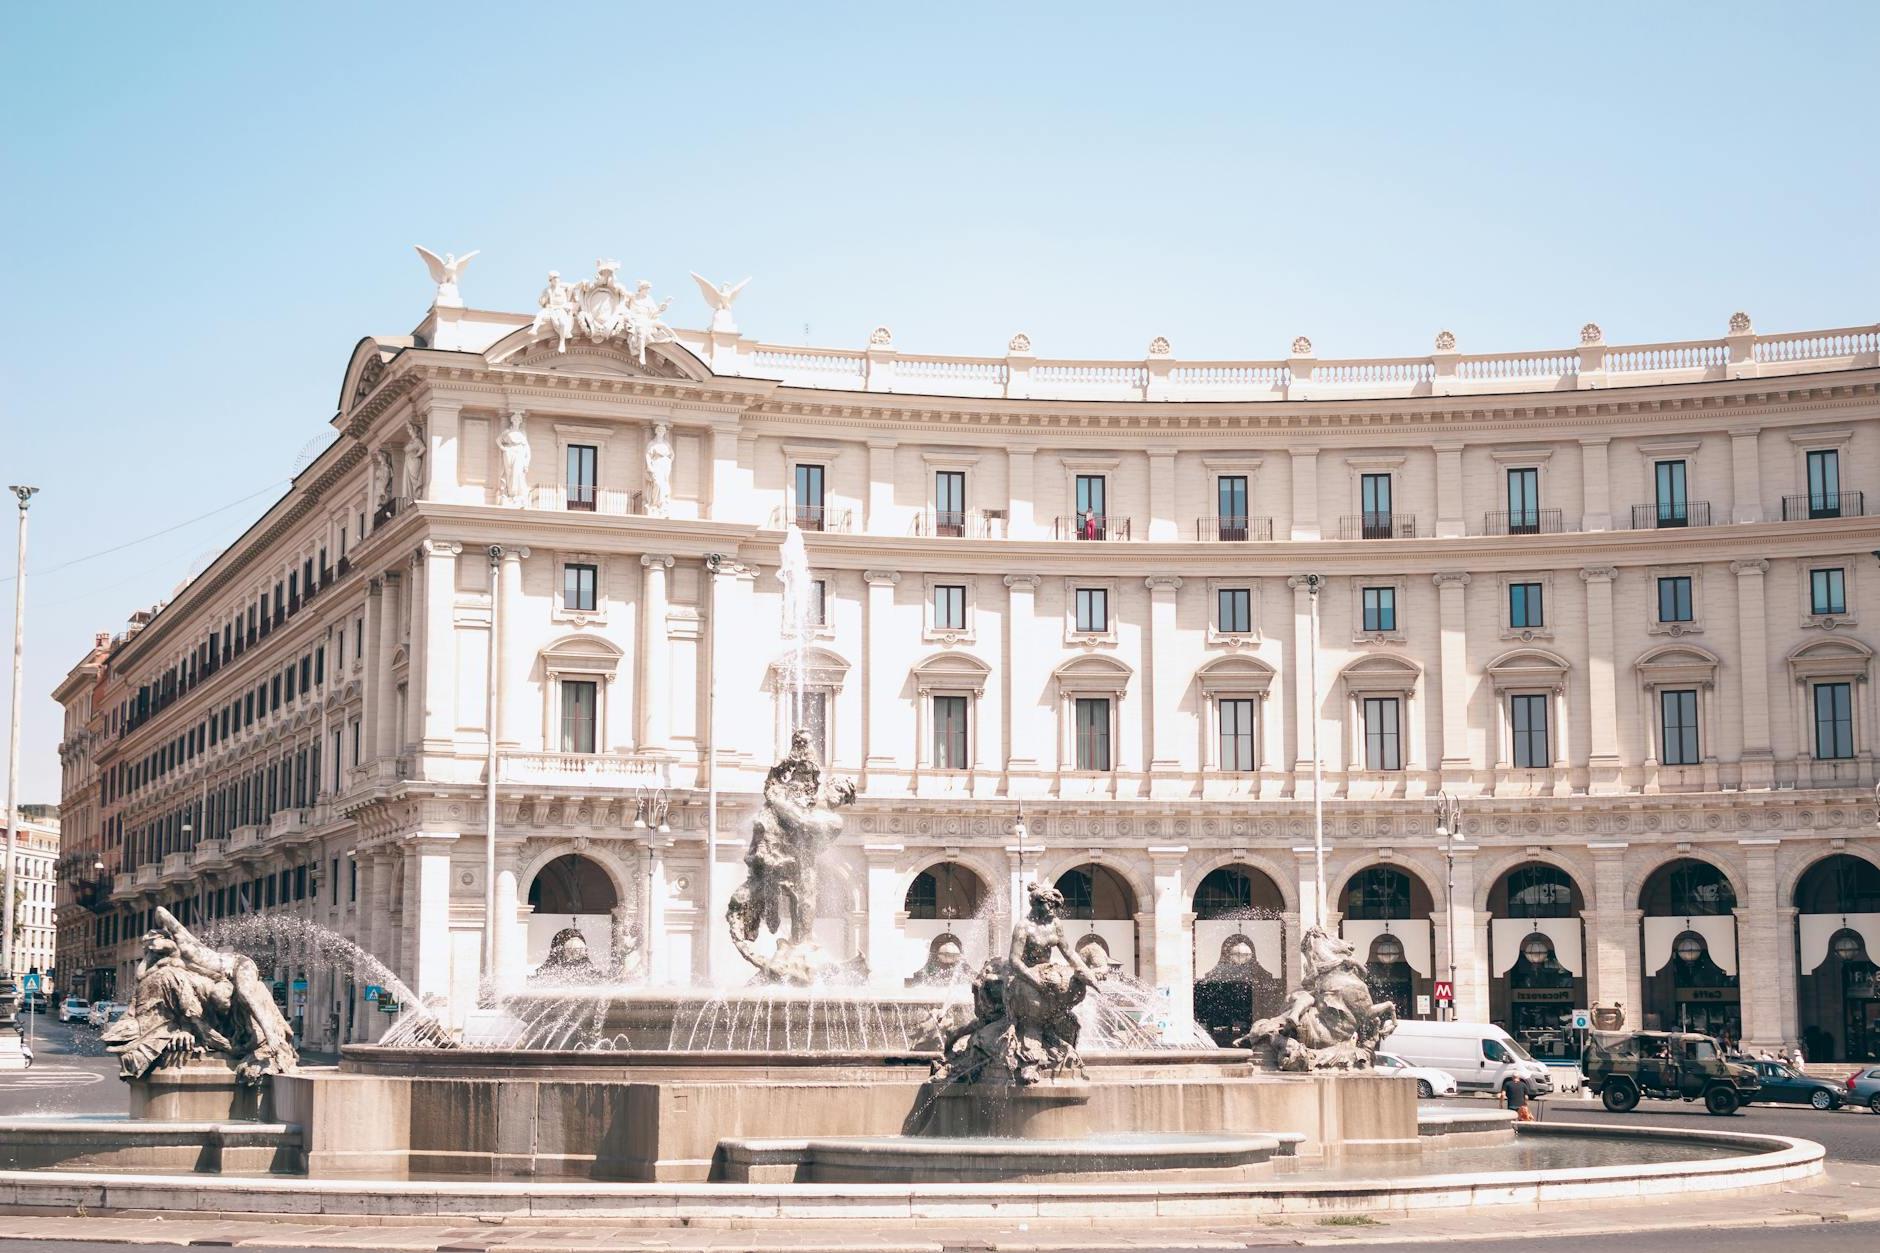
1 485 39 1064
1303 573 1325 925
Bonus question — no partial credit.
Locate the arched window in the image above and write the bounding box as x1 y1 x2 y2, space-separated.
1055 864 1136 920
1193 866 1285 919
904 863 986 920
528 854 619 915
1795 855 1880 914
1639 859 1736 916
1345 866 1425 920
1498 863 1579 919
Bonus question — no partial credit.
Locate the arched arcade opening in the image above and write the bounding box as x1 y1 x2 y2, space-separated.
1190 864 1286 1046
1055 863 1139 977
1639 858 1739 1040
1486 862 1585 1050
902 862 990 986
1795 854 1880 1062
525 853 622 972
1340 865 1433 1020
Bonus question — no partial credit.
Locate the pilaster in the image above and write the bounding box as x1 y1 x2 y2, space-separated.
863 844 905 990
1006 447 1038 539
1145 575 1185 783
1148 847 1193 1036
419 540 461 754
498 547 531 749
1729 427 1764 524
1003 574 1043 785
863 570 901 773
866 438 897 534
1579 438 1612 532
1288 449 1321 541
1433 572 1472 778
1580 567 1622 791
1146 447 1178 542
1732 559 1775 788
1433 443 1465 538
639 555 674 752
1736 839 1784 1051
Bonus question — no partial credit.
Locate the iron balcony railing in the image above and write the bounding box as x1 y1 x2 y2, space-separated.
1339 512 1417 540
1781 491 1864 521
1055 514 1132 541
1196 515 1275 541
1631 501 1713 529
1484 508 1566 536
911 509 1006 538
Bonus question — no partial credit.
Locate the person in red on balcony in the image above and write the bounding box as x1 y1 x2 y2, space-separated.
1081 508 1098 540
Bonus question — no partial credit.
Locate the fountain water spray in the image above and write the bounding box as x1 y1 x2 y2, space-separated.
777 524 813 729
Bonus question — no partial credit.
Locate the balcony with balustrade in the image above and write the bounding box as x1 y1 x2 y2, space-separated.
911 508 1009 539
160 851 192 885
497 751 670 791
192 838 228 871
110 872 136 902
1339 513 1418 541
1630 501 1713 530
1055 514 1132 541
1196 515 1276 542
1781 491 1865 521
1483 509 1567 537
227 824 264 860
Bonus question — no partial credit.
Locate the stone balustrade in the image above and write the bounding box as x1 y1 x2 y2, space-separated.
497 751 670 790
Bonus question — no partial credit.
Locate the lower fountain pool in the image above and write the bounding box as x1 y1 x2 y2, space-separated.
1275 1127 1742 1181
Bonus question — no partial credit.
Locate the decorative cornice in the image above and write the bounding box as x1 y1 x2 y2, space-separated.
863 569 901 587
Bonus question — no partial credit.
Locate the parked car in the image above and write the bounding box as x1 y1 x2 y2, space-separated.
85 1000 124 1028
1846 1066 1880 1113
1384 1020 1554 1095
1744 1060 1842 1109
1583 1030 1760 1115
57 997 89 1024
1373 1050 1459 1098
19 992 49 1014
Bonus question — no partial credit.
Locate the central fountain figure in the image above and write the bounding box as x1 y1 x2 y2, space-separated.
725 728 860 984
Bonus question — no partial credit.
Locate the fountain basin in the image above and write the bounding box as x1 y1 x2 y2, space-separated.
129 1058 276 1123
718 1131 1289 1184
0 1116 302 1175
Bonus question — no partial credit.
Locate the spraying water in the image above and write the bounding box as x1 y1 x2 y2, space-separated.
776 524 812 729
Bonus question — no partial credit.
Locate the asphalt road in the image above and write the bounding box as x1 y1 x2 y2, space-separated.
0 1012 124 1118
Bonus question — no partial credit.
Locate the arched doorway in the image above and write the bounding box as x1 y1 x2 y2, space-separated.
1191 865 1286 1046
1639 859 1739 1039
1795 854 1880 1062
1055 864 1138 976
902 862 989 986
1486 863 1585 1048
525 853 621 972
1341 865 1433 1020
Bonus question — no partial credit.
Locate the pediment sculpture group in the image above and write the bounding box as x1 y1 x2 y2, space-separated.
530 259 677 363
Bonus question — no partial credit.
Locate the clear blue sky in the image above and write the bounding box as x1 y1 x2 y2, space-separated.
2 3 1876 802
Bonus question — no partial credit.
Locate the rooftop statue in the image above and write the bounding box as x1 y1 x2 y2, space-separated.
530 271 576 353
102 907 298 1086
726 729 859 984
413 245 478 308
529 260 681 365
1235 927 1396 1071
690 272 751 333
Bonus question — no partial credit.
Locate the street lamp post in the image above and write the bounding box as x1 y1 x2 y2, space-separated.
1435 791 1462 1022
1302 574 1326 924
481 545 503 994
1 485 38 1057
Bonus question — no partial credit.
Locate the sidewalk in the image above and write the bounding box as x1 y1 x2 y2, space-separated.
4 1164 1878 1250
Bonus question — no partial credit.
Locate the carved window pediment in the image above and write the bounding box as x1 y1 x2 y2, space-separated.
1636 643 1720 690
912 651 991 695
766 645 851 692
1487 647 1571 692
1197 654 1275 697
1338 654 1419 697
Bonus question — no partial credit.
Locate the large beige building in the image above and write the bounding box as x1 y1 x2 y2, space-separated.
59 266 1880 1060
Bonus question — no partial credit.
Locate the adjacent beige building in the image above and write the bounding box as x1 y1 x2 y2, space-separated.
63 272 1880 1060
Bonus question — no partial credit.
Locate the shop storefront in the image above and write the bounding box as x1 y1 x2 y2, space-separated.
1641 859 1741 1041
1796 854 1880 1062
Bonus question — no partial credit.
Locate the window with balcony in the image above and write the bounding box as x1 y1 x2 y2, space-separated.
1509 582 1544 629
1808 449 1842 516
1361 586 1396 634
1510 693 1550 768
1075 587 1109 634
933 583 966 631
1362 697 1402 771
1074 697 1112 771
559 679 598 753
1811 567 1847 616
565 444 597 510
1217 587 1251 635
1506 468 1541 534
1217 475 1249 541
1654 459 1689 526
795 463 826 530
1657 576 1694 623
1360 473 1394 538
1218 697 1256 771
1814 682 1854 759
1661 689 1700 766
563 563 598 612
933 695 969 769
935 470 965 537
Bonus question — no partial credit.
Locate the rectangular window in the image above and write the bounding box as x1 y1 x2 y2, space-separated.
1511 693 1550 768
1362 697 1402 771
563 563 598 612
1807 449 1842 516
1217 475 1248 540
560 679 598 754
1657 576 1694 623
1361 473 1393 538
1661 689 1701 766
1506 468 1540 533
565 444 597 510
1509 582 1544 629
933 584 966 631
1074 587 1108 633
1218 698 1256 771
1075 474 1107 519
1655 460 1689 525
935 470 965 536
1814 682 1854 759
1810 567 1847 616
933 695 969 769
807 579 827 628
1361 586 1397 633
794 463 826 529
796 689 831 764
355 615 364 660
1074 697 1112 771
1217 587 1251 634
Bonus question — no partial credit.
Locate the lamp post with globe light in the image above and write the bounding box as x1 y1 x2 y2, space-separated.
1435 792 1463 1022
0 486 39 1067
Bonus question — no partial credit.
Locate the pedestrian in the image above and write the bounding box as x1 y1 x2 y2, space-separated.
1500 1070 1535 1123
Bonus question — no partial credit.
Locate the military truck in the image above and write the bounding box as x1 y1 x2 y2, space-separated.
1582 1030 1761 1115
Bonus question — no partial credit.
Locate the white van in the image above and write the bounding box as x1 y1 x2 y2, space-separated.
1386 1020 1554 1094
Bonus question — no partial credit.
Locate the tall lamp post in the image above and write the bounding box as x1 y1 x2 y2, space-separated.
2 485 38 1057
1434 791 1462 1022
1302 574 1326 924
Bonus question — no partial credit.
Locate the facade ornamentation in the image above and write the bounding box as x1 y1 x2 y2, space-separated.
1007 332 1032 353
1148 336 1172 356
643 422 673 518
1580 322 1604 344
496 412 531 507
351 355 386 403
529 260 677 364
402 420 426 501
1434 330 1457 351
413 245 478 308
689 272 751 333
1236 928 1396 1071
529 271 576 353
869 326 894 347
1290 336 1313 356
1729 311 1753 334
372 448 394 507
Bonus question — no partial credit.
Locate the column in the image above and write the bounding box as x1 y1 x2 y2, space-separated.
1448 849 1484 1022
1288 576 1317 787
708 423 742 521
419 541 460 754
639 555 674 752
1580 567 1622 792
1293 847 1325 943
492 845 522 995
365 850 396 1039
349 855 379 1042
374 572 403 764
1006 447 1037 539
1735 839 1783 1051
408 836 458 1010
643 841 671 984
1145 575 1184 783
866 438 897 533
1288 448 1321 541
1729 427 1764 524
1148 847 1193 1036
1433 573 1472 780
423 401 461 504
359 579 383 766
1579 438 1611 532
498 547 530 749
1585 843 1637 1020
403 550 427 752
1003 575 1043 784
1146 448 1177 541
1433 443 1465 538
1732 559 1775 788
863 845 905 990
863 570 901 772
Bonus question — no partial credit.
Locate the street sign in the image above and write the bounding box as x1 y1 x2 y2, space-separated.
364 984 382 1003
291 978 308 992
1416 994 1432 1016
1570 1009 1593 1030
20 974 40 994
1434 981 1454 1003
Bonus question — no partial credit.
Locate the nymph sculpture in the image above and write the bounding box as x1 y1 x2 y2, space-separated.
726 729 859 984
102 908 298 1086
1235 926 1397 1071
